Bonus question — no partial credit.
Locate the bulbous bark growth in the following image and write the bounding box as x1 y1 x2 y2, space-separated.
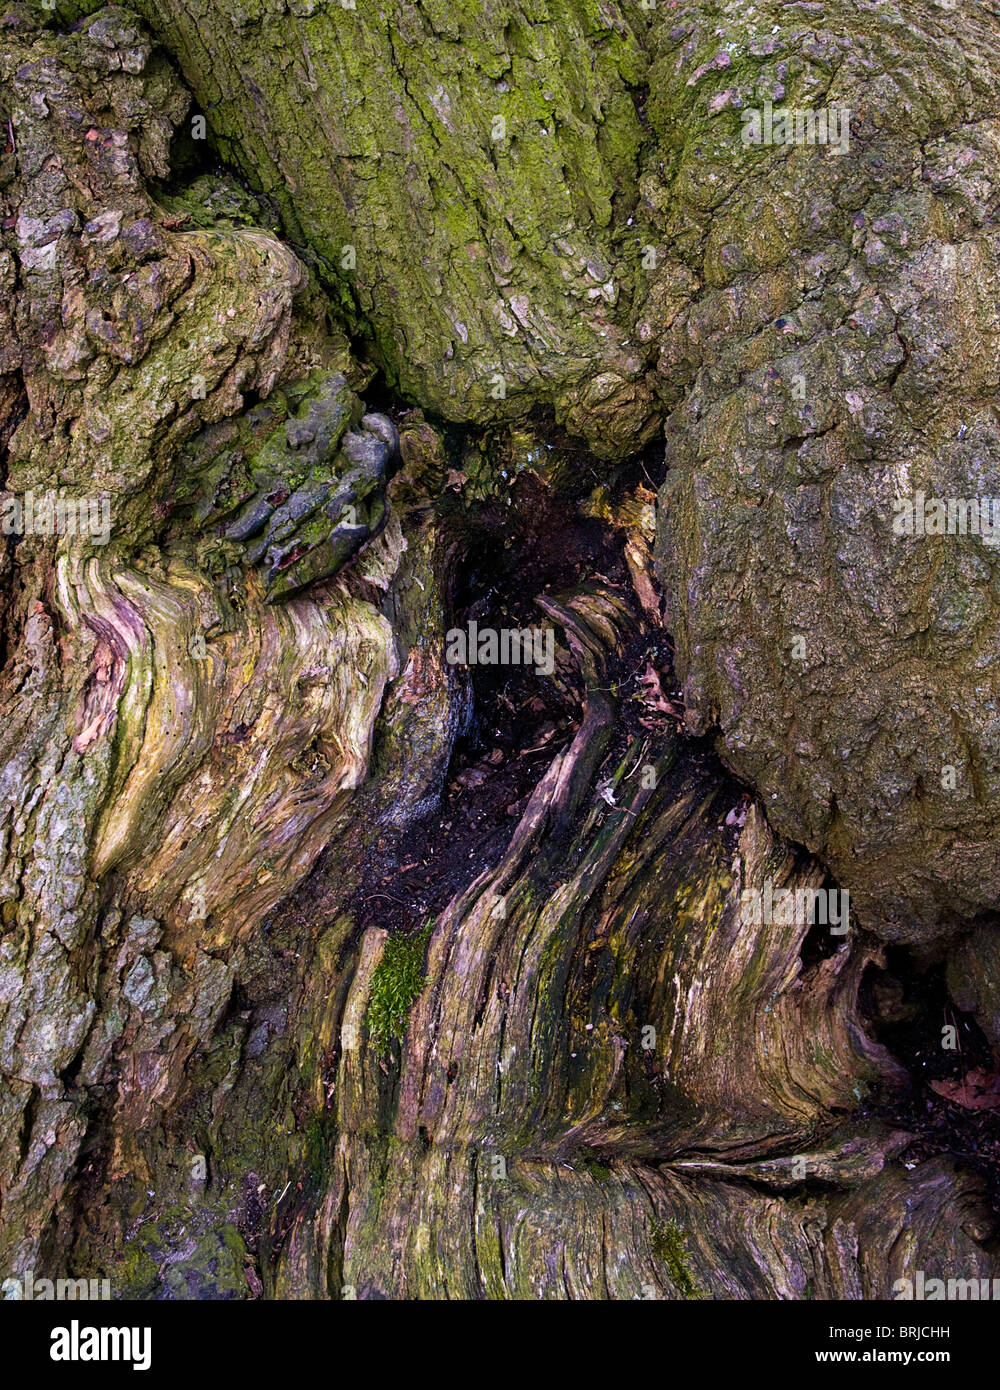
649 0 1000 943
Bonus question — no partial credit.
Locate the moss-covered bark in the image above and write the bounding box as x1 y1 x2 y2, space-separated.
648 0 1000 942
56 0 662 454
42 0 1000 938
1 1 999 1301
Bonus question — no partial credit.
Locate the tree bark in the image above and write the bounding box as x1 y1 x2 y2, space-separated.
0 2 997 1301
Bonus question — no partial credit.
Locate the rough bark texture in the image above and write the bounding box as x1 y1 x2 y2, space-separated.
0 1 999 1300
52 0 1000 936
650 0 1000 942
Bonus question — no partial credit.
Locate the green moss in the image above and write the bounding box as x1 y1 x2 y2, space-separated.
365 920 434 1058
114 1241 159 1300
650 1219 704 1299
578 1155 612 1183
160 174 280 235
302 1115 331 1187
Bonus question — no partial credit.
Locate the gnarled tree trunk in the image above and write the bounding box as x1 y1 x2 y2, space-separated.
1 0 998 1300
